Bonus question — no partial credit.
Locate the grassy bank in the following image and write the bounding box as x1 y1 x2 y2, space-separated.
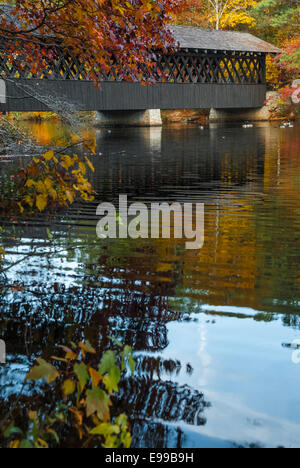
8 111 95 123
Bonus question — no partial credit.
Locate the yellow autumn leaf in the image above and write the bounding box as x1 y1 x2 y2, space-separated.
44 177 53 190
56 137 69 147
37 438 49 449
9 441 20 449
49 188 58 200
17 202 24 213
78 161 87 175
62 379 76 397
44 150 55 161
37 180 46 193
65 190 75 204
71 134 81 144
29 410 38 420
36 194 48 212
24 195 34 207
61 154 74 170
81 192 94 202
85 142 96 155
85 156 95 173
26 179 36 188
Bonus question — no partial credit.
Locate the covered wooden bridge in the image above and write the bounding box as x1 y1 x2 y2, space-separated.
0 20 280 116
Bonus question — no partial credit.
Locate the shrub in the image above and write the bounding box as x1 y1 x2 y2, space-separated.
0 340 134 448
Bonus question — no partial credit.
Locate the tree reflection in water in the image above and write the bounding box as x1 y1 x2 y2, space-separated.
0 248 211 447
1 122 300 447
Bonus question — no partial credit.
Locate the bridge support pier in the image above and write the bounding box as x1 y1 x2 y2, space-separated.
209 106 273 122
95 109 162 127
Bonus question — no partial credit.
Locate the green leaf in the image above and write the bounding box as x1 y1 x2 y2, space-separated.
115 414 128 430
98 350 116 375
46 228 53 240
129 355 135 375
121 345 134 373
89 423 120 436
110 365 121 384
74 362 89 392
108 336 123 348
86 387 110 420
26 358 59 384
103 366 121 394
32 418 39 441
122 345 132 357
55 412 67 423
4 423 23 438
121 431 132 448
20 439 34 449
102 435 119 448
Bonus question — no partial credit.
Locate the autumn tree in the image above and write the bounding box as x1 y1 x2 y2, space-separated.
175 0 258 30
0 0 180 83
205 0 258 30
251 0 299 45
175 0 210 27
251 0 300 95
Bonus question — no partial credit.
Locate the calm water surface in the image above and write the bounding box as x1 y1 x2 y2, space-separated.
1 121 300 448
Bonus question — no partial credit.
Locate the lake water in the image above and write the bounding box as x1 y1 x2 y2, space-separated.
1 121 300 448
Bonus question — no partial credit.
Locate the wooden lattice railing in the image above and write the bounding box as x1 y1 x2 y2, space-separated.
155 51 266 85
0 42 266 85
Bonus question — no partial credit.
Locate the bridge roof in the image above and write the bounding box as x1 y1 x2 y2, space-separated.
170 25 281 54
0 4 281 54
